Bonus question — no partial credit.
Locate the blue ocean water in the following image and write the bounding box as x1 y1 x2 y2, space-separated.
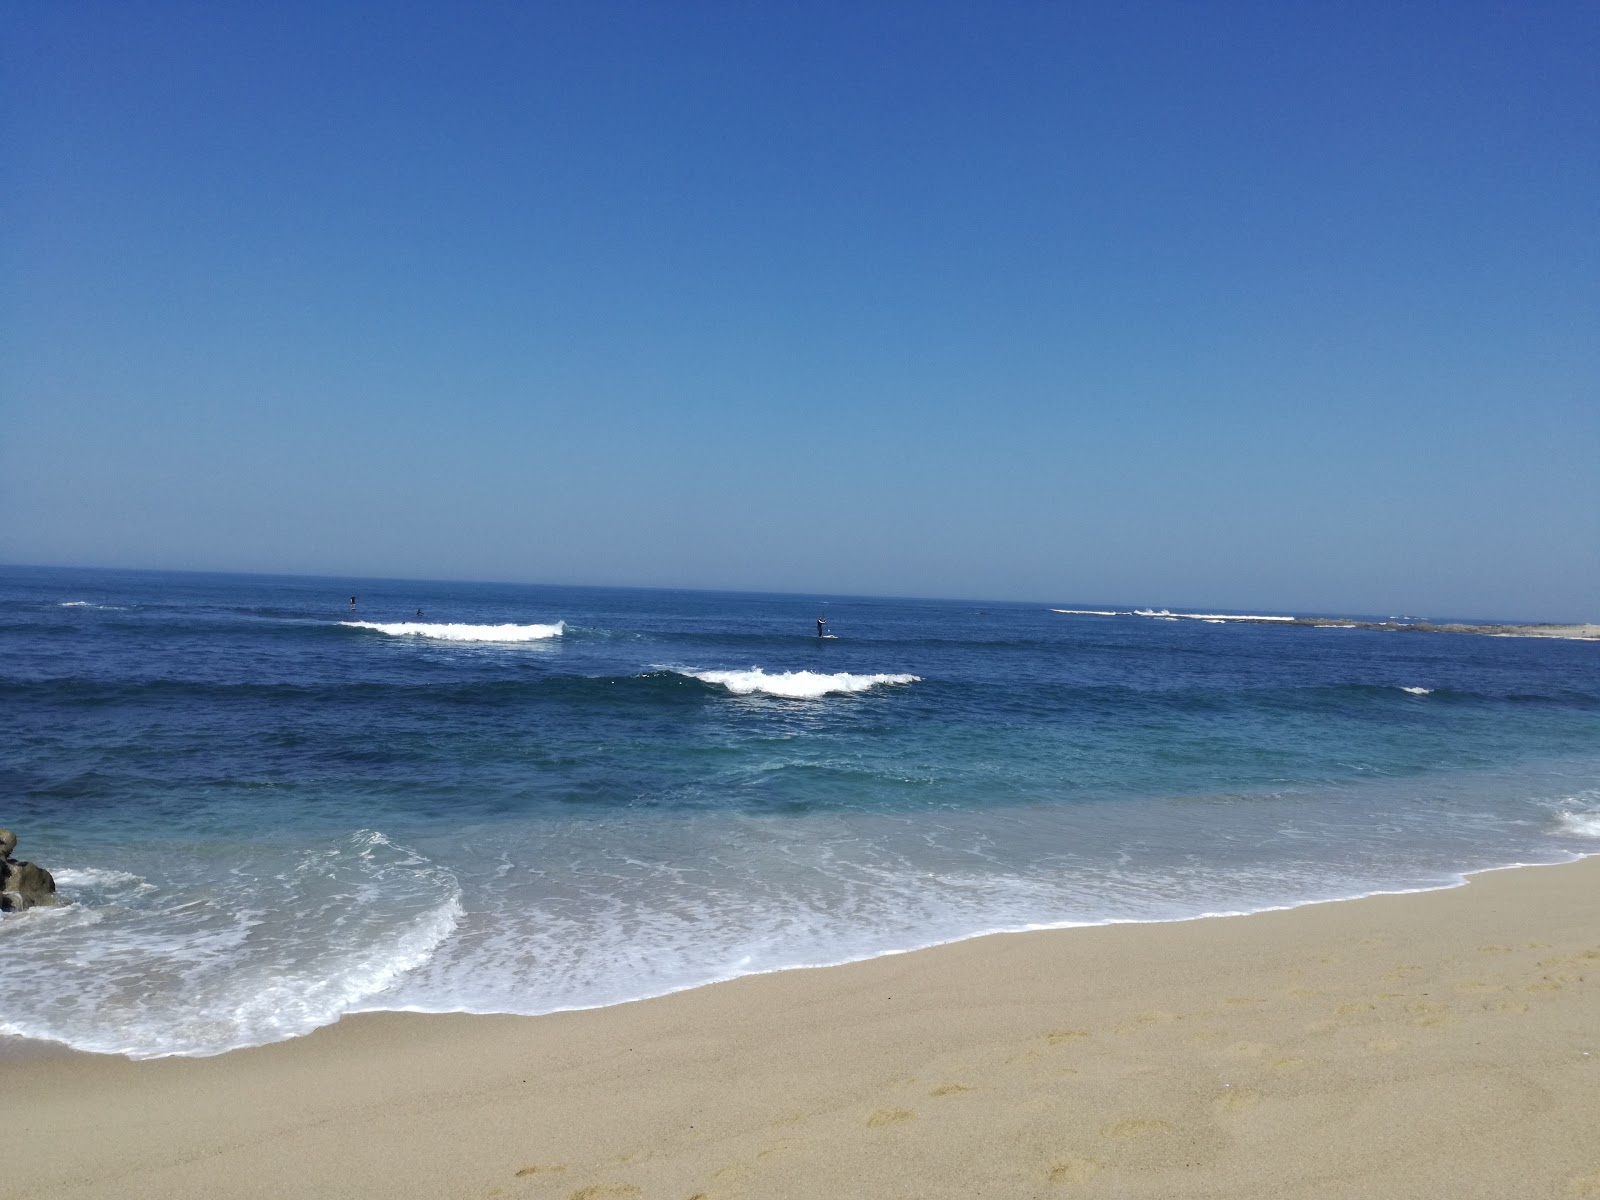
2 565 1597 1058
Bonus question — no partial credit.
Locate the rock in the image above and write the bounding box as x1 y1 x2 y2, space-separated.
0 829 61 912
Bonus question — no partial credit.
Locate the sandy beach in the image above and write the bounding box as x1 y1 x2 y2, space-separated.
4 856 1595 1199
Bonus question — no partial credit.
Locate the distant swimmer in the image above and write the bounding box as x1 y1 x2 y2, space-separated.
349 595 357 609
416 608 424 618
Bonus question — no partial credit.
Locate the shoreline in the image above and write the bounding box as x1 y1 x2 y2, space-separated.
6 847 1595 1065
7 854 1599 1198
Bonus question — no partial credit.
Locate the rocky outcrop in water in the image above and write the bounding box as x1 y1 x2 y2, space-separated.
0 829 61 912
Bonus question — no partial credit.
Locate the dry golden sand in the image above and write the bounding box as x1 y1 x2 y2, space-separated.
6 856 1599 1200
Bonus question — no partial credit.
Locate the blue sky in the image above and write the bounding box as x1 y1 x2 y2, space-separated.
4 2 1596 618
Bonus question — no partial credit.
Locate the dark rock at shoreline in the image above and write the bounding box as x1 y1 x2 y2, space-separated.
0 829 62 913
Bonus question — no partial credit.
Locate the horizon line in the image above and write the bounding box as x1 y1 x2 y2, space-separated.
1 560 1589 628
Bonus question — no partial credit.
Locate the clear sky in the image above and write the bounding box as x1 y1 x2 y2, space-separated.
4 2 1596 619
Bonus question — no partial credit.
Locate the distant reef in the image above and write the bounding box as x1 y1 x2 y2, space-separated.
1292 619 1600 640
1054 609 1600 640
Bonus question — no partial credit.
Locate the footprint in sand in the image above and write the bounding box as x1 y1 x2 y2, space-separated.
1269 1056 1315 1072
866 1107 916 1128
1047 1155 1103 1185
568 1187 640 1200
1478 944 1514 954
515 1164 566 1177
1407 1002 1449 1027
1113 1011 1180 1034
1336 1002 1376 1015
1213 1087 1263 1113
1103 1119 1172 1140
930 1084 976 1096
1048 1029 1092 1045
1486 998 1529 1014
1221 1041 1272 1060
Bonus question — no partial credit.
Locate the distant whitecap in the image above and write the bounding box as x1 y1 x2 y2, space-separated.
342 620 564 643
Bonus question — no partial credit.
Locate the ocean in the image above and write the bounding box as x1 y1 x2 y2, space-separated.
2 565 1596 1059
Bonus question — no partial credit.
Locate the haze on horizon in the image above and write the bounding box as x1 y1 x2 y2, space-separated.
3 3 1596 622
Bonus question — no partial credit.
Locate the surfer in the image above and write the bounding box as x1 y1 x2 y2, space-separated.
416 608 424 618
349 595 357 609
817 617 827 638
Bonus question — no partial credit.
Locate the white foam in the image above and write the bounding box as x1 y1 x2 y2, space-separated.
683 668 920 699
1049 609 1125 616
1400 686 1434 695
52 867 154 891
342 620 564 643
1555 811 1600 838
0 831 464 1058
1135 609 1296 622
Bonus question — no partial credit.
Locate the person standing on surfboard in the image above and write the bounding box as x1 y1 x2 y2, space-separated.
817 617 827 638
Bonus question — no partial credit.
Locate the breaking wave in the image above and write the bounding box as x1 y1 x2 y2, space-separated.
1135 609 1296 622
1400 686 1434 695
0 831 463 1058
341 620 564 643
1555 810 1600 838
681 668 921 699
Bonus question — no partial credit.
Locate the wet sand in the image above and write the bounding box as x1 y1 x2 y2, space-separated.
6 856 1598 1199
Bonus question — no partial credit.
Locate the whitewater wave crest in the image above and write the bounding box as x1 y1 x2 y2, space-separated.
1400 686 1434 695
682 668 920 699
342 620 564 643
1135 609 1296 622
52 867 156 892
1555 810 1600 838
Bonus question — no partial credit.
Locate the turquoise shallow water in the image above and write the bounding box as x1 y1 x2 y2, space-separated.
2 565 1597 1057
